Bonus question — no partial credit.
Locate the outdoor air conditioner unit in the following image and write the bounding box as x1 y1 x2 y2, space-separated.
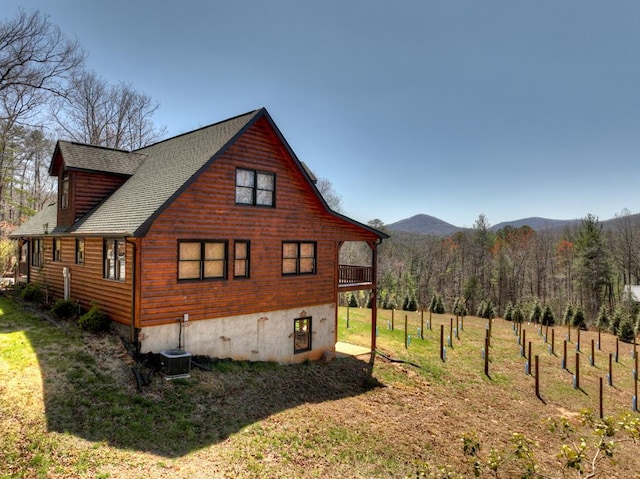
160 349 192 379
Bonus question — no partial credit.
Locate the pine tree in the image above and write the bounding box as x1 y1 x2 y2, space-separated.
348 294 358 308
563 303 574 326
610 307 623 335
530 300 542 323
572 308 586 330
541 304 555 326
596 305 609 330
513 304 524 323
504 302 514 321
618 315 636 343
435 294 445 314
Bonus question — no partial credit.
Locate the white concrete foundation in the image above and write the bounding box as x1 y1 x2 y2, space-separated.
138 303 336 364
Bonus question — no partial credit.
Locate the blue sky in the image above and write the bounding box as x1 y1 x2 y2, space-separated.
8 1 640 228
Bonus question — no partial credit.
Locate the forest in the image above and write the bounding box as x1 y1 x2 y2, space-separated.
1 10 639 344
341 211 640 344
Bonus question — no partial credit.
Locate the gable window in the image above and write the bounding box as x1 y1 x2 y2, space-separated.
75 238 85 264
235 168 275 206
60 174 69 209
53 238 61 262
282 241 316 275
31 238 43 268
294 317 312 353
234 240 250 278
178 240 227 281
104 238 126 281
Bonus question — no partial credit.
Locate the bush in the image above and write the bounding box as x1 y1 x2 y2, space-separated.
51 299 78 320
348 294 358 308
572 308 587 330
541 304 555 326
618 316 636 343
78 303 109 333
20 283 43 303
530 300 542 323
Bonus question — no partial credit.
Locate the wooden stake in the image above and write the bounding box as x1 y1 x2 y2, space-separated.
591 339 595 367
609 353 613 386
599 377 604 419
346 305 350 329
577 327 581 352
420 310 424 340
404 315 408 349
528 341 532 375
522 329 527 357
535 355 540 399
616 337 619 363
598 328 601 350
575 352 580 389
484 336 490 377
562 339 567 370
450 317 454 348
551 328 555 355
391 308 395 331
440 324 444 362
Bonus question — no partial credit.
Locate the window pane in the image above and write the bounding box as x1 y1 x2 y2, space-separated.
300 258 315 273
117 241 126 280
283 258 297 274
256 189 273 206
204 260 224 278
283 243 297 259
236 169 254 187
180 242 201 260
179 261 201 279
235 242 247 259
294 318 311 353
300 243 314 258
205 242 225 260
234 259 247 277
235 186 253 204
105 241 115 278
257 172 274 190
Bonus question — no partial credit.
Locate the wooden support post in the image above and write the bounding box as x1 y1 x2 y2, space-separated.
429 310 432 330
598 328 601 350
440 324 444 362
404 315 408 349
616 337 619 363
346 305 350 329
575 352 580 389
568 321 571 343
484 336 490 377
551 329 555 355
563 339 567 369
545 324 549 342
449 317 453 348
577 327 581 352
528 341 532 375
591 339 595 367
522 329 526 357
391 308 395 331
599 377 604 419
420 310 424 340
635 352 638 412
488 318 492 338
609 353 613 386
535 355 540 399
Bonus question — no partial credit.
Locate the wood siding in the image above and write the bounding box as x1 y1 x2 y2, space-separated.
26 236 132 325
56 171 128 227
138 117 377 326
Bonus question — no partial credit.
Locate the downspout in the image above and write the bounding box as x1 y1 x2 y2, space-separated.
126 238 138 354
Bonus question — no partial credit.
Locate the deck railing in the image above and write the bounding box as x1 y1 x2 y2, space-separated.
338 264 372 286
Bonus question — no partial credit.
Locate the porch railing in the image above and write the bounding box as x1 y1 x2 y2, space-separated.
338 264 372 286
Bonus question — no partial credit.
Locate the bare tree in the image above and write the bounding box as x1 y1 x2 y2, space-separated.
51 70 165 150
316 177 343 213
0 9 83 221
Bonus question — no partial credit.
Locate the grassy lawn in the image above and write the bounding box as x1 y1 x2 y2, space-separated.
1 295 639 478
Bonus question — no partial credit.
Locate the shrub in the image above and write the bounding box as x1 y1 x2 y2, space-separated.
51 299 78 320
572 308 587 330
596 305 609 330
541 304 555 326
78 303 109 333
530 300 542 323
348 293 358 308
20 283 43 303
563 303 574 326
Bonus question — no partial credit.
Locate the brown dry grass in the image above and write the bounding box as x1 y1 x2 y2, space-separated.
1 297 639 479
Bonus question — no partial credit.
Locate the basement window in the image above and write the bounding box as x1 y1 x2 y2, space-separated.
294 317 312 354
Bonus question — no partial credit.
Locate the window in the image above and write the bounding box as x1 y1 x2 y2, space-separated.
104 239 126 281
31 239 43 268
60 174 69 209
294 317 312 353
235 168 275 206
282 241 316 275
53 238 61 262
75 238 85 264
234 240 250 278
178 240 227 281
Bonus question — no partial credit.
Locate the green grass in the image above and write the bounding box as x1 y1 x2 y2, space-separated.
1 296 639 478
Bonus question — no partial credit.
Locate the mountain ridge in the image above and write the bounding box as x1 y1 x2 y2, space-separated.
387 213 626 236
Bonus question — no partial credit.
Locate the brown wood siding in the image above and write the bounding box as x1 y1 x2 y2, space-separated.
72 171 128 221
138 117 378 326
28 236 132 325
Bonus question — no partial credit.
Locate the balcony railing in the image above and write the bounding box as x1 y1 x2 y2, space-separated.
338 264 373 287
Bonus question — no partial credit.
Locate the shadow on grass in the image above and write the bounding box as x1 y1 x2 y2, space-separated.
1 296 383 458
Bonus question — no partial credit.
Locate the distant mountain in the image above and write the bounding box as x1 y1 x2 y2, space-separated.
386 214 463 236
388 214 589 236
491 217 581 232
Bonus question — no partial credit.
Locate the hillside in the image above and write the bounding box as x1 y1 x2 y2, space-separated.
387 213 637 236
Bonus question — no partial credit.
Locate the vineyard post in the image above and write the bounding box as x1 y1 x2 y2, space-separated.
484 335 490 377
551 329 555 355
527 341 532 376
346 305 350 329
392 309 395 331
590 339 595 367
616 338 619 363
598 328 601 350
576 327 581 352
521 329 526 357
404 315 408 349
535 355 540 399
420 310 424 340
562 339 567 370
599 377 604 419
440 324 444 362
608 353 613 386
574 352 580 389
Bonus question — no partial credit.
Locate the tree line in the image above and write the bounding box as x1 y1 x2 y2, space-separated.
0 9 165 237
342 211 640 342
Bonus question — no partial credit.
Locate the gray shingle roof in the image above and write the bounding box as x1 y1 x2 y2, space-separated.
69 109 261 236
55 141 146 175
11 203 58 237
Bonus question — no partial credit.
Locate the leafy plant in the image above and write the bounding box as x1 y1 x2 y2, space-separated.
51 298 79 320
78 303 109 332
20 282 43 303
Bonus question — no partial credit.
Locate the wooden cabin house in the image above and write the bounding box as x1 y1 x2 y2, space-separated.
11 108 387 363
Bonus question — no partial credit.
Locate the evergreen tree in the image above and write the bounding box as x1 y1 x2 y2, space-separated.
348 294 358 308
504 302 514 321
477 300 487 318
513 304 524 323
563 303 574 326
541 304 555 326
530 300 542 323
435 294 445 314
610 307 623 336
572 308 586 330
618 315 636 343
595 305 609 330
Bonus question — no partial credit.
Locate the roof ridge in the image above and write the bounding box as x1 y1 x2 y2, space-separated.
57 139 136 154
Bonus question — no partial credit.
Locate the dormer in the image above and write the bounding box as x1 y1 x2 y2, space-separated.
49 141 146 228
